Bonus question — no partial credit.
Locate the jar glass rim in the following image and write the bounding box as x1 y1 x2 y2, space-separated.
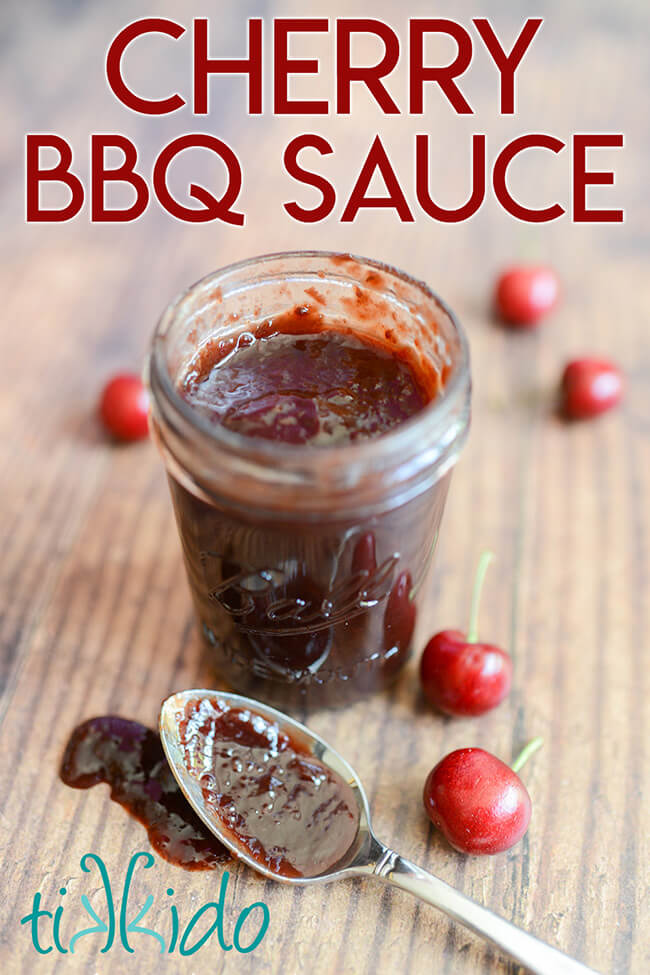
149 249 471 477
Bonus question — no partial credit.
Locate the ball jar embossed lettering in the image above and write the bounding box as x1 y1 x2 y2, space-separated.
147 252 471 708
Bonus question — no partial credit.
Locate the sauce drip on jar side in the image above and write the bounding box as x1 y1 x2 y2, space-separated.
60 716 229 870
178 696 360 878
180 309 434 446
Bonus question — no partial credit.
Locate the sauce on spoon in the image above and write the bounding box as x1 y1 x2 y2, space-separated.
177 695 360 878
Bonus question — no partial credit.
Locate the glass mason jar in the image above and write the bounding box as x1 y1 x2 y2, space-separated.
147 252 470 710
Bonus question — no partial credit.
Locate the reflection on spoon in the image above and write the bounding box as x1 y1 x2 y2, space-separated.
160 690 600 975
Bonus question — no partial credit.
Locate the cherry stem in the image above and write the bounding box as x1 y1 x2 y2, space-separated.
466 550 495 643
511 737 544 774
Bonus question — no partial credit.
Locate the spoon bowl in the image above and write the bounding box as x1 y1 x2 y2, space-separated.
160 689 599 975
160 689 380 884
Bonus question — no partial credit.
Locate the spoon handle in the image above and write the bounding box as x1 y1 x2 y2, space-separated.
373 850 599 975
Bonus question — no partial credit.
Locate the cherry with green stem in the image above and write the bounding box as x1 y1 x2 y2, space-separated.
419 550 512 716
423 737 543 854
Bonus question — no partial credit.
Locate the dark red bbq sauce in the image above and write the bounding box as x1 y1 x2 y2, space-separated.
180 309 432 445
167 306 447 707
178 696 360 878
60 716 229 870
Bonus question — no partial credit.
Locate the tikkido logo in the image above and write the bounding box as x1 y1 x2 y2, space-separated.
20 852 270 957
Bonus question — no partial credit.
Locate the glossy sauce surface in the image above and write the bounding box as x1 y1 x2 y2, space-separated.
60 716 229 870
180 311 431 445
178 696 360 878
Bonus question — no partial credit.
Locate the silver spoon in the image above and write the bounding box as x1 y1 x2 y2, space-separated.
160 690 599 975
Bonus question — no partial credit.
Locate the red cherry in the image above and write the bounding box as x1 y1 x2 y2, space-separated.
423 742 541 854
560 358 622 419
351 532 377 578
420 552 511 716
420 630 512 717
383 570 416 666
495 265 559 326
99 373 149 442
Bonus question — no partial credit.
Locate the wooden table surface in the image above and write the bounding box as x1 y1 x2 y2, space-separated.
1 1 648 973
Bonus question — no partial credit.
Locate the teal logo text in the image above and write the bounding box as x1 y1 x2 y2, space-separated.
20 852 270 956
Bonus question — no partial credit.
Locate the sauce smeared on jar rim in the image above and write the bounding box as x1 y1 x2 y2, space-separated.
177 695 360 878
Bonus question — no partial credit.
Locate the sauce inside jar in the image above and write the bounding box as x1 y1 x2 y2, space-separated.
178 695 360 878
164 304 451 706
179 308 434 445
